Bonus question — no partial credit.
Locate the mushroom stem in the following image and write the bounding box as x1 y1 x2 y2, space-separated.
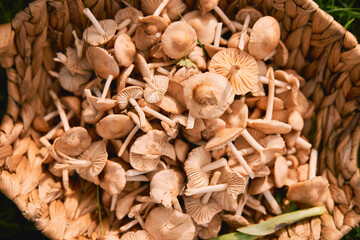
126 169 146 177
231 21 253 33
275 87 289 95
213 22 222 47
296 137 312 150
172 197 183 213
308 149 318 179
201 158 227 173
101 75 114 101
127 175 150 181
153 0 170 16
128 97 147 128
119 219 139 232
117 18 132 30
137 215 145 229
43 110 59 121
49 90 70 132
43 110 75 140
54 52 67 65
263 48 278 61
238 14 250 50
238 147 255 156
235 192 249 216
226 141 255 179
240 129 264 152
213 6 236 33
185 184 228 196
142 106 176 127
83 8 106 36
264 69 275 121
126 78 147 88
157 67 170 75
48 70 60 79
245 196 267 215
263 190 282 215
72 30 84 59
110 195 118 211
118 125 140 157
186 112 195 129
93 87 102 98
121 0 132 7
127 23 138 36
84 89 97 112
201 171 221 205
259 76 291 89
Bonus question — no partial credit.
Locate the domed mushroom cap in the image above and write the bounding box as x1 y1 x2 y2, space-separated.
183 10 217 44
86 93 117 112
248 16 281 60
58 67 89 93
247 119 292 134
63 47 91 75
209 48 259 95
161 22 197 59
144 207 195 240
96 114 135 139
183 196 222 225
144 75 169 104
120 230 153 240
247 175 274 195
184 146 211 190
114 7 143 24
205 128 243 151
86 46 120 79
53 127 92 157
139 16 169 35
99 160 126 196
183 72 235 119
274 155 288 188
140 0 187 21
197 214 222 239
130 130 175 172
150 169 184 208
114 34 136 67
83 19 117 46
116 86 143 109
199 0 218 15
134 26 161 51
235 6 263 27
221 99 249 128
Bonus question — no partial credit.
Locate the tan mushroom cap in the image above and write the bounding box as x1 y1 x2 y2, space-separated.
274 70 300 110
144 207 195 240
63 47 91 75
139 16 169 35
58 67 89 93
274 155 288 188
83 19 117 46
114 7 143 24
273 40 289 67
209 48 259 95
199 0 218 15
247 175 274 195
204 44 224 58
140 0 187 21
205 128 243 151
221 99 249 129
287 176 330 206
221 214 250 228
197 214 222 239
86 46 120 79
120 230 153 240
144 75 169 104
61 96 81 117
248 16 281 60
181 118 206 143
150 169 184 208
183 72 235 119
155 95 186 114
183 196 222 225
161 22 197 59
235 6 263 27
184 146 211 190
53 127 92 157
115 34 136 67
99 160 126 196
129 130 175 172
201 118 226 140
127 111 152 133
247 118 292 134
96 114 135 139
183 10 217 44
116 86 143 109
134 26 161 51
86 94 117 112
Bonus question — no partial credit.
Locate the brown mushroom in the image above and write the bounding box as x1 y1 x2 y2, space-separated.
140 0 187 21
143 75 169 104
49 67 90 94
54 47 91 76
114 7 143 35
197 214 222 239
235 6 262 28
114 34 136 67
120 230 153 240
183 10 217 44
86 46 120 79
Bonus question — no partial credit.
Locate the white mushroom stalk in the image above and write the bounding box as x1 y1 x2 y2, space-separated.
126 169 147 177
101 75 114 101
48 90 70 132
43 110 59 122
308 149 318 179
238 14 250 50
126 78 147 88
240 129 264 153
72 30 84 59
186 112 195 129
127 175 150 181
235 177 249 216
201 171 221 205
238 147 255 156
214 22 223 47
172 197 183 212
120 218 143 232
263 190 282 215
213 6 236 33
129 98 147 128
265 70 275 121
185 183 228 196
55 152 92 170
201 158 228 173
226 141 255 179
157 67 170 75
83 8 106 36
259 76 291 89
153 0 170 16
42 110 75 141
296 137 312 150
142 106 176 127
117 18 132 31
127 23 138 36
263 48 278 61
118 125 140 157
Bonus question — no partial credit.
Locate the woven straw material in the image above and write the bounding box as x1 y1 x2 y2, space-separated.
0 0 359 239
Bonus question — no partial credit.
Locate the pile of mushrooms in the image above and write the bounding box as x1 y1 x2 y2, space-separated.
29 1 332 239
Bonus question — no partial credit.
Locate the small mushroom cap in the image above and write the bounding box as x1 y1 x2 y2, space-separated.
54 127 92 157
99 160 126 196
248 16 281 60
155 95 186 114
161 22 197 59
221 214 250 228
58 67 89 93
273 40 289 67
287 176 330 206
150 169 184 208
86 92 117 112
183 72 235 119
274 155 288 188
114 34 136 67
199 0 218 15
83 19 117 46
205 128 243 151
221 99 249 129
61 96 81 117
127 111 153 132
247 175 274 195
96 114 135 139
76 140 108 183
134 26 161 51
140 0 187 21
181 118 206 143
116 86 143 109
120 230 153 240
256 96 284 111
209 48 259 95
183 196 222 225
114 7 143 24
144 207 195 240
204 44 224 58
247 119 292 134
201 118 226 140
86 46 120 79
139 16 169 35
184 146 211 190
183 10 217 44
144 75 169 104
198 214 222 239
235 6 263 27
64 47 91 75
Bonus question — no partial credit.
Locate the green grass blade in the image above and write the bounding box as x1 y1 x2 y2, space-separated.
210 232 257 240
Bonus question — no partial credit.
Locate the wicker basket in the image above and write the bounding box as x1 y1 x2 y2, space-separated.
0 0 359 239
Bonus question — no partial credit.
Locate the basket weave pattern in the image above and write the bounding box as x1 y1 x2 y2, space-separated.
0 0 359 239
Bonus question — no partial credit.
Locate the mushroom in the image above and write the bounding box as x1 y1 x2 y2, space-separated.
248 16 280 60
54 47 91 76
129 130 175 172
141 106 176 127
116 86 147 128
139 15 169 35
187 46 207 71
49 67 90 94
144 207 196 240
197 214 222 239
86 46 120 79
143 75 169 104
120 230 153 240
274 70 300 110
235 6 262 28
114 7 143 35
221 99 248 128
96 114 135 139
140 0 187 21
114 34 136 67
209 48 259 95
119 202 150 232
274 155 288 188
161 22 197 59
82 8 117 46
116 185 149 220
183 10 217 44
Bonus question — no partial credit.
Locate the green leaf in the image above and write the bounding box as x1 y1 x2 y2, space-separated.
177 58 197 68
237 206 325 236
344 18 355 29
210 232 257 240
